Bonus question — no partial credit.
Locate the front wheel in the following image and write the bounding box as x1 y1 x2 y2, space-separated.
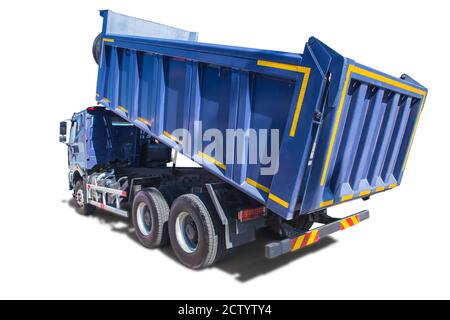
73 180 96 216
168 194 226 269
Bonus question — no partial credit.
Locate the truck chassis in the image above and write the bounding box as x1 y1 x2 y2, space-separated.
70 161 368 269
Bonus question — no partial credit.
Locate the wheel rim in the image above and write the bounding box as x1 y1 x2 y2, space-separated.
75 189 84 207
136 202 152 236
175 212 199 253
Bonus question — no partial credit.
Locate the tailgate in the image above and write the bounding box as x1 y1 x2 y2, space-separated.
301 60 427 214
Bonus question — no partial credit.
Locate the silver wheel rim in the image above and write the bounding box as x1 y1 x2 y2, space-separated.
136 202 152 236
175 211 199 253
75 189 84 207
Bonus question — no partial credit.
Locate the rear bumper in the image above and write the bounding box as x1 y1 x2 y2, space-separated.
265 210 369 259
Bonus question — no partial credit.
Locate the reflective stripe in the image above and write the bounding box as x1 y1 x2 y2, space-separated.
350 215 359 226
291 229 319 252
246 178 270 194
320 199 334 208
359 190 371 197
198 151 226 170
341 194 353 202
375 186 385 192
306 229 319 246
341 219 351 230
320 67 352 186
117 106 128 113
163 130 181 144
268 193 289 208
292 235 306 251
256 59 311 137
103 38 115 43
136 117 152 126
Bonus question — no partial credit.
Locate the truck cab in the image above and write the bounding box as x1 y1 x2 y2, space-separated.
60 107 172 191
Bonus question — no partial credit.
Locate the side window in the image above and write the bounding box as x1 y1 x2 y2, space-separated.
74 115 85 143
69 120 78 144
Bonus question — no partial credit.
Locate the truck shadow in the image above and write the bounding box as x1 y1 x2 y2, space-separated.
212 231 337 282
63 198 337 282
63 198 140 245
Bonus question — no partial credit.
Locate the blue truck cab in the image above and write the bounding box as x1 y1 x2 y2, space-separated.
60 11 427 269
65 107 152 189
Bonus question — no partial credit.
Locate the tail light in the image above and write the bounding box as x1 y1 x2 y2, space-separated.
238 207 266 222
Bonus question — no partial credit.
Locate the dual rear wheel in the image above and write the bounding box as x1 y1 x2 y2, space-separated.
131 189 226 269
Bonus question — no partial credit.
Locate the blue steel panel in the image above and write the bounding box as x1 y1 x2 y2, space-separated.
300 61 427 214
198 64 232 158
245 73 294 199
137 52 158 123
95 11 428 219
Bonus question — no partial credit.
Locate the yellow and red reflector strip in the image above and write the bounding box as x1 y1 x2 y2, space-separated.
340 214 360 230
288 212 366 254
238 207 266 222
291 229 320 251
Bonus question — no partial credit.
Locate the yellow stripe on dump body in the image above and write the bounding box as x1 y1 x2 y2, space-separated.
268 193 289 209
246 178 289 209
360 190 371 197
376 186 385 192
320 65 427 186
198 152 226 170
103 38 115 43
256 60 311 137
246 178 270 194
163 131 181 144
117 106 128 113
136 117 152 126
320 199 334 208
341 194 353 202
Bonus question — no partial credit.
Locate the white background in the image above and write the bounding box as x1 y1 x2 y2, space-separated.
0 0 449 299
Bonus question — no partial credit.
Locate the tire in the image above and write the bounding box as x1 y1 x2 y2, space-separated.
92 33 102 65
132 188 170 248
74 180 96 216
168 194 226 269
290 213 314 232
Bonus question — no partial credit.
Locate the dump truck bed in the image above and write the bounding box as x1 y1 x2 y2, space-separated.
96 10 427 220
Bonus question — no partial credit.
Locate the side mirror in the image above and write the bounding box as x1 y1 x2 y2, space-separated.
59 135 67 143
60 121 67 135
60 121 67 143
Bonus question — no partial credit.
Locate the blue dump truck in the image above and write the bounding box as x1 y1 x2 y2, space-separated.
60 10 427 269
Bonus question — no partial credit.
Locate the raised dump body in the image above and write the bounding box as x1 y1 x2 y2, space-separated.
95 10 427 220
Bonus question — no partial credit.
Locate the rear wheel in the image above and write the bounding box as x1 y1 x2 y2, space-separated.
74 180 96 216
132 188 170 248
168 194 226 269
290 214 314 231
